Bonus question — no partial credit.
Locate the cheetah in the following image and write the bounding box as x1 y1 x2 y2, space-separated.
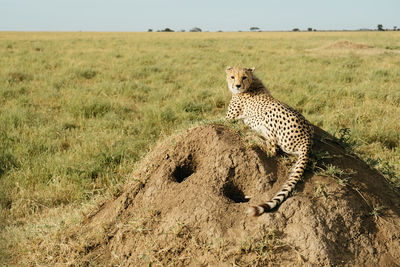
225 66 313 216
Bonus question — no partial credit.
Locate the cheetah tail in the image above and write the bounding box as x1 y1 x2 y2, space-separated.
247 153 308 216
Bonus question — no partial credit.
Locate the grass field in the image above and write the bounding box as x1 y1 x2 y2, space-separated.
1 31 399 264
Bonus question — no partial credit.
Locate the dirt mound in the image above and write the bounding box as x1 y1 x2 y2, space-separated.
307 40 390 55
71 124 400 266
322 40 374 50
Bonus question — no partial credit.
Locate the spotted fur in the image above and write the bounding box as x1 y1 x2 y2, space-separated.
225 66 313 216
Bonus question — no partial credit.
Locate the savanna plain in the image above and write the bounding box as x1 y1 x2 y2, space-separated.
0 31 399 265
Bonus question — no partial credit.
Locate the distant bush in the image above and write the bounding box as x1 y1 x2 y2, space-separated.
160 28 174 32
190 27 202 32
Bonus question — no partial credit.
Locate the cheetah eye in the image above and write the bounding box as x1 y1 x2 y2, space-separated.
242 76 247 80
230 76 234 79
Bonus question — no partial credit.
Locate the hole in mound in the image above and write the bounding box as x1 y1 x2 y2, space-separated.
223 182 249 203
172 162 195 183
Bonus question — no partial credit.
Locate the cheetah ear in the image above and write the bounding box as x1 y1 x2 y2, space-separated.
226 66 233 73
248 67 255 72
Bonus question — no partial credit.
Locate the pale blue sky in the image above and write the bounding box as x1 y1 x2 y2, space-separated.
1 0 399 31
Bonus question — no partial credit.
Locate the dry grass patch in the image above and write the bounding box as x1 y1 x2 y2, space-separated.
0 31 399 265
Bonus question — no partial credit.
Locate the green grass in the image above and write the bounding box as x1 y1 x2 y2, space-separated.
0 31 399 264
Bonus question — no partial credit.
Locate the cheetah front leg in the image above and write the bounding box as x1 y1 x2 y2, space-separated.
257 126 277 157
265 138 277 157
247 134 277 157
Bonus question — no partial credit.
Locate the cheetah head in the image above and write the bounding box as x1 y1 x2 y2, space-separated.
226 66 255 94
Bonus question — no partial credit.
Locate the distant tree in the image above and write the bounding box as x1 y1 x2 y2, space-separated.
292 28 300 32
377 24 384 31
394 26 397 31
313 29 317 31
250 26 260 32
307 27 313 31
162 28 174 32
190 27 202 32
180 29 186 32
147 29 153 32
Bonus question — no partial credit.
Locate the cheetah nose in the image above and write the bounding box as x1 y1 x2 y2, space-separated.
235 84 241 88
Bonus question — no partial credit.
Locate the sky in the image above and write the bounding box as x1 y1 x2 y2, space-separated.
1 0 399 32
